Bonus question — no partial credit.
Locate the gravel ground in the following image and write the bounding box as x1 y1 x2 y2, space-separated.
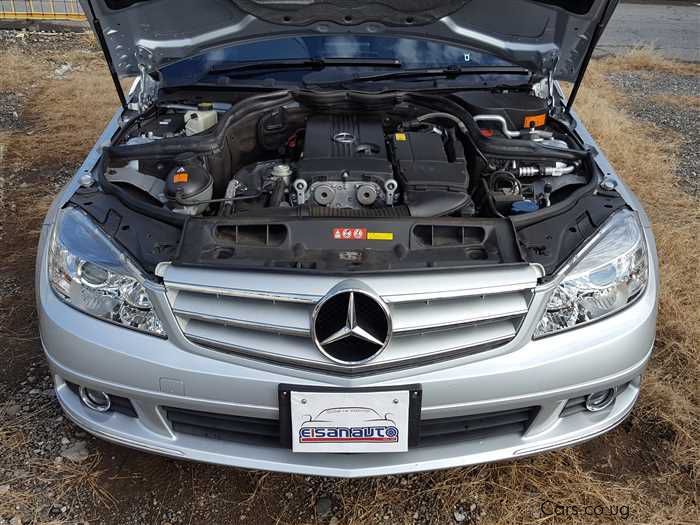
0 361 104 524
608 71 700 97
0 29 88 54
608 71 700 194
0 93 25 131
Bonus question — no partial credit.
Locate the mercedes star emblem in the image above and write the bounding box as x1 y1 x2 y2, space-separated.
332 131 355 144
311 289 391 364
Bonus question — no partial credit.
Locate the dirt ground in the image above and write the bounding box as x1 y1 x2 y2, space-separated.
0 30 698 525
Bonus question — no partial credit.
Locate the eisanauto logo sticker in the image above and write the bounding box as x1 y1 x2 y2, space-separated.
298 407 399 443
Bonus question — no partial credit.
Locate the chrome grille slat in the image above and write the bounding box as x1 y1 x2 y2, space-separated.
172 290 311 337
174 309 310 337
384 321 517 361
381 284 535 303
391 292 528 334
164 266 538 373
164 266 539 304
393 315 524 337
166 281 320 304
185 319 518 372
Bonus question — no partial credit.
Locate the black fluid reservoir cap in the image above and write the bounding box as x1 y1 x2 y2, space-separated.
164 161 212 202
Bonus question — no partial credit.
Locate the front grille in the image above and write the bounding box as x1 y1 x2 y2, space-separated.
165 407 280 446
164 406 538 448
418 407 539 446
165 265 538 374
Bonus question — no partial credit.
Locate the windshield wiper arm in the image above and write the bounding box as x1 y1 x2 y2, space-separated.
308 65 531 86
209 58 402 75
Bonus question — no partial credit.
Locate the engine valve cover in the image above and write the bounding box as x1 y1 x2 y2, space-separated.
297 114 394 183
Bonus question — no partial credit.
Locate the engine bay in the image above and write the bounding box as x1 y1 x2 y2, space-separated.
72 89 625 274
104 90 589 218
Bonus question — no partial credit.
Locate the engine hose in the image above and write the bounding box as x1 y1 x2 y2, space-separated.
175 189 266 208
489 170 521 194
107 91 293 158
404 93 590 162
481 178 506 219
109 100 292 158
402 112 491 168
480 136 589 161
405 93 483 136
413 113 468 134
112 91 289 146
402 94 495 168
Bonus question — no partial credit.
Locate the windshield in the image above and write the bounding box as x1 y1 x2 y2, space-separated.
159 35 520 88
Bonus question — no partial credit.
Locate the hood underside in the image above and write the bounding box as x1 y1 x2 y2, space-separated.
82 0 617 82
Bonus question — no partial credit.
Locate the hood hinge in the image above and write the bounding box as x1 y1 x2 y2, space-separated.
545 67 556 113
132 47 159 113
533 63 561 116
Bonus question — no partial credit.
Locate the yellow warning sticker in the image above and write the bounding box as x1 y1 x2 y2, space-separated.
394 133 407 142
367 232 394 241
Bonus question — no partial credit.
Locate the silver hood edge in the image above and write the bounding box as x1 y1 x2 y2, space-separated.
81 0 618 88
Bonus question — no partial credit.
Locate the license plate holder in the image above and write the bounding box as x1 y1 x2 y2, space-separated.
279 384 422 452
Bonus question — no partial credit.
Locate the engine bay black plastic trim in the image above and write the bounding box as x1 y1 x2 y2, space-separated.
172 216 526 274
516 191 628 277
69 188 182 275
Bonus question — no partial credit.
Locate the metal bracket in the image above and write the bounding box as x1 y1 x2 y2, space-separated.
134 46 157 112
105 165 167 203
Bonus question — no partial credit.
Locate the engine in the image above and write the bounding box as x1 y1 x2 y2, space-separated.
294 114 398 208
219 113 473 217
106 92 588 220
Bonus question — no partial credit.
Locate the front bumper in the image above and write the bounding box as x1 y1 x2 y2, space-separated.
37 225 658 477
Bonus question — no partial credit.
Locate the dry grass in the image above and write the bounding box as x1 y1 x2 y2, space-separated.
0 44 698 523
582 54 700 466
0 52 47 92
650 94 700 112
0 47 118 173
600 45 700 76
8 71 118 169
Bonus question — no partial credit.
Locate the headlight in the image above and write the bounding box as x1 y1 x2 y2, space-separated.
534 210 648 338
48 206 166 336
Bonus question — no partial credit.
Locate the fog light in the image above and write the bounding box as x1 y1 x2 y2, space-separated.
79 386 111 412
585 388 616 412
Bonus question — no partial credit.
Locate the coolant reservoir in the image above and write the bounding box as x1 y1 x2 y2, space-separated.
184 103 218 136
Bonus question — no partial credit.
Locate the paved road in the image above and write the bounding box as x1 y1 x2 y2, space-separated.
597 1 700 62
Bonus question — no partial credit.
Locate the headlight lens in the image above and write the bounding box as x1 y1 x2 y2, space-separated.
534 210 649 338
48 207 165 336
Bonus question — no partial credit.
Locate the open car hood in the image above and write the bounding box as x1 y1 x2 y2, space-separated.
82 0 617 82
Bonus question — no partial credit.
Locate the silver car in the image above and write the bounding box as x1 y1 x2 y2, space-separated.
37 0 657 476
